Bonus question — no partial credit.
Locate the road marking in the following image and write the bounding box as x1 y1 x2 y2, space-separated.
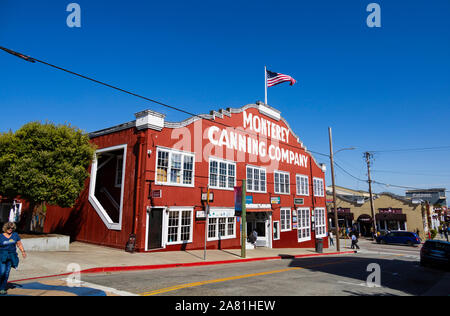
60 278 139 296
140 259 354 296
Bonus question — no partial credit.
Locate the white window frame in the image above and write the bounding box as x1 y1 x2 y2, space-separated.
155 147 195 187
313 177 325 197
296 174 309 196
165 207 194 245
274 170 290 195
315 207 327 238
280 208 292 232
246 165 267 193
273 221 280 240
88 144 127 231
297 208 311 243
208 157 236 191
207 210 236 241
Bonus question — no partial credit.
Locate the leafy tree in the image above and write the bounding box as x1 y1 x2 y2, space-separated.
0 122 96 230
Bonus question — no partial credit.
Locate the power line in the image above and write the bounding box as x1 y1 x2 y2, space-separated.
367 146 450 153
0 46 331 159
334 160 450 193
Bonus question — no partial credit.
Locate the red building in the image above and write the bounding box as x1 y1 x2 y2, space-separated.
44 102 328 252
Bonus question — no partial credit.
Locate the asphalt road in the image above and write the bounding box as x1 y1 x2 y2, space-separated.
78 243 449 297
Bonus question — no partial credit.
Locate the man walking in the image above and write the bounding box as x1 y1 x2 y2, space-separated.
351 233 360 250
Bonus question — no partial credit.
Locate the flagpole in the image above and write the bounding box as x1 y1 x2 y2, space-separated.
264 66 268 105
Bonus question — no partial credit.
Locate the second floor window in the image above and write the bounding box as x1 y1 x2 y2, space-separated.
247 166 266 193
209 158 236 190
274 171 290 194
156 148 194 186
296 174 309 196
313 178 324 197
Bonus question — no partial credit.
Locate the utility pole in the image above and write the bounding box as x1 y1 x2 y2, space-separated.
328 127 340 251
364 152 377 239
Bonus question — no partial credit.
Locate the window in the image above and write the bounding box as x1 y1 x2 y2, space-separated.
280 208 291 232
315 208 327 238
247 166 266 193
167 208 193 245
115 155 123 188
313 178 324 197
274 171 290 194
156 148 195 186
207 215 236 241
89 144 127 231
273 221 280 240
297 208 311 242
296 174 309 196
209 158 236 190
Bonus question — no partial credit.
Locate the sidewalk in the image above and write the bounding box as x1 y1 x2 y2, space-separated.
10 241 355 282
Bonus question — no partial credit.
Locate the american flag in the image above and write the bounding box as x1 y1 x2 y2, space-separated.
266 69 296 87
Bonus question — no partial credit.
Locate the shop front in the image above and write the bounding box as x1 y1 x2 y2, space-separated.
329 208 354 230
376 208 407 233
356 214 373 237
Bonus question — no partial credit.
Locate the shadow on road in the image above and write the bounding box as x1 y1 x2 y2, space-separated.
285 255 449 296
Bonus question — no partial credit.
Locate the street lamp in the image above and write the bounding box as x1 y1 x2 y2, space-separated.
328 127 356 252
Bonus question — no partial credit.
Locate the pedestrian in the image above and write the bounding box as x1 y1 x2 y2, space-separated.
329 231 334 247
0 222 26 295
351 233 360 250
248 230 257 248
444 226 449 242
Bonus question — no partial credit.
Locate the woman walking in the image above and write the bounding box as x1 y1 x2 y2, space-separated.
0 222 26 295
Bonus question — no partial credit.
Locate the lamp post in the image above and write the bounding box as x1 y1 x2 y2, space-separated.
328 127 356 252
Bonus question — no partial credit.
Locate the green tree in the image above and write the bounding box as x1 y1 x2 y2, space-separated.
0 122 96 231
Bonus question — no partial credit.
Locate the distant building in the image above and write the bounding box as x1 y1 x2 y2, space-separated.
326 186 428 239
406 189 447 230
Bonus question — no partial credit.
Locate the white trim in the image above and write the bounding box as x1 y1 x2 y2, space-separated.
155 147 195 187
206 211 236 241
274 170 290 195
165 207 194 246
280 207 292 232
296 174 309 196
208 157 236 191
88 144 127 231
313 177 325 197
145 206 167 251
315 207 327 238
297 207 311 243
273 220 280 240
246 165 267 193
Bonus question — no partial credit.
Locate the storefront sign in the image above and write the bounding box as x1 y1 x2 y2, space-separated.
246 196 253 204
196 211 206 219
207 111 309 167
379 208 402 214
201 192 214 202
271 197 280 204
331 208 351 213
246 203 271 209
294 198 304 205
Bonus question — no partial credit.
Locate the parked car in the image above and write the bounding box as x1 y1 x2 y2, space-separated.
420 240 450 269
376 231 421 246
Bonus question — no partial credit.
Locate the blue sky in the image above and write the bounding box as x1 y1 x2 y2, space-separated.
1 0 449 199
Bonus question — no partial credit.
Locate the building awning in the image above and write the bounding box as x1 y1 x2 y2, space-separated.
246 209 273 213
357 214 372 223
375 213 407 221
328 212 354 220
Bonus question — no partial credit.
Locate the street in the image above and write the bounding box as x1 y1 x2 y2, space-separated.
74 240 448 297
6 239 449 297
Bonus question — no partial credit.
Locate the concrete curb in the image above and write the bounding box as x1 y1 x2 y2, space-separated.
11 250 356 283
